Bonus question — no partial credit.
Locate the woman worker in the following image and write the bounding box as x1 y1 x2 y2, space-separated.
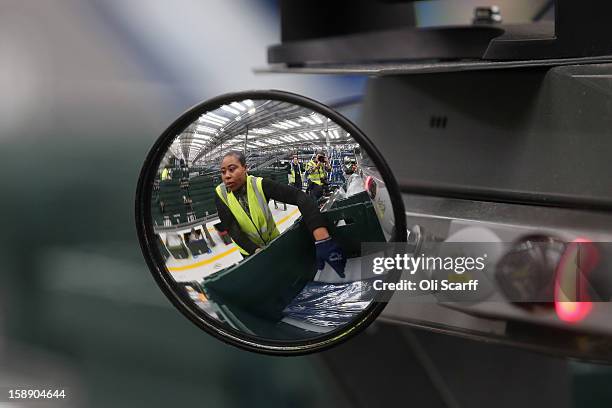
215 150 346 277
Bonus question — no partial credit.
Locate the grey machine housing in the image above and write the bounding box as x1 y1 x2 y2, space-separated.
265 1 612 406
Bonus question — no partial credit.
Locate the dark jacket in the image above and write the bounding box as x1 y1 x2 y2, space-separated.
288 161 302 184
215 177 326 254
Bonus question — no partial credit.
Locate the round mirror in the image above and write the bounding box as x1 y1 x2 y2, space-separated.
136 91 406 354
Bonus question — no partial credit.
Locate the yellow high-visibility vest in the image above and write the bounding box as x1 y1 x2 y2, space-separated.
306 160 325 185
215 175 280 256
161 168 170 180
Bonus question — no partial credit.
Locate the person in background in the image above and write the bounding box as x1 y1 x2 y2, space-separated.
305 152 330 201
161 167 171 181
287 154 302 190
215 150 346 277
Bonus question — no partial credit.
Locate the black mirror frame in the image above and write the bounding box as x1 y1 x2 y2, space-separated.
135 90 407 355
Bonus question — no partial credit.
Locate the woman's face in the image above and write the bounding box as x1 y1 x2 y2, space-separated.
220 155 247 192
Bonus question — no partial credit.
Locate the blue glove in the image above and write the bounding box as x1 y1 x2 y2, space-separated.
315 238 347 278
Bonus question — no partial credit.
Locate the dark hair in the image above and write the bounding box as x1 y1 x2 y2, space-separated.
222 150 246 167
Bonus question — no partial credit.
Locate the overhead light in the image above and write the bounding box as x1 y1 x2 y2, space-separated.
299 116 315 125
243 99 254 107
272 123 289 130
196 125 217 134
285 120 300 127
199 117 224 126
248 108 256 115
205 115 227 125
235 115 242 121
207 112 229 122
300 133 309 140
230 102 247 112
333 129 339 138
221 105 240 115
320 130 327 137
251 128 273 135
311 114 323 124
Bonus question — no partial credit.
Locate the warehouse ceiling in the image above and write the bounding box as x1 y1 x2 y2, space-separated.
168 99 355 168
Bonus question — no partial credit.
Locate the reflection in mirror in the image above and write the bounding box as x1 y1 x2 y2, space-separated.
151 99 395 341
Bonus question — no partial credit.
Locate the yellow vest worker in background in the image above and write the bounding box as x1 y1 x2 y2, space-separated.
161 167 171 180
215 151 346 277
305 152 330 201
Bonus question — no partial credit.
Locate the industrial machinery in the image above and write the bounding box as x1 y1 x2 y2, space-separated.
135 1 612 405
258 0 612 359
265 1 612 406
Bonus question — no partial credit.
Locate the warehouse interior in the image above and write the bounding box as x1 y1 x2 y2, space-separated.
4 1 612 407
149 99 393 337
152 100 360 276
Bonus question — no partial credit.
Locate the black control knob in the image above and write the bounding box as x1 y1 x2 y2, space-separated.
496 235 610 309
495 235 565 308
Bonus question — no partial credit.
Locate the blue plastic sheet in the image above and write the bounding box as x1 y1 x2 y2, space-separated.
282 278 377 328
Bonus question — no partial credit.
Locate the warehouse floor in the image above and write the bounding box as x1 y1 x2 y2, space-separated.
166 203 302 281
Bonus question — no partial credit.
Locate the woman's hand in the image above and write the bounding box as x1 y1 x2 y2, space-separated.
315 237 347 278
312 227 330 241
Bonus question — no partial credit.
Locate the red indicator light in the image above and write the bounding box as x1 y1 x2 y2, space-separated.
554 238 597 323
555 300 593 323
